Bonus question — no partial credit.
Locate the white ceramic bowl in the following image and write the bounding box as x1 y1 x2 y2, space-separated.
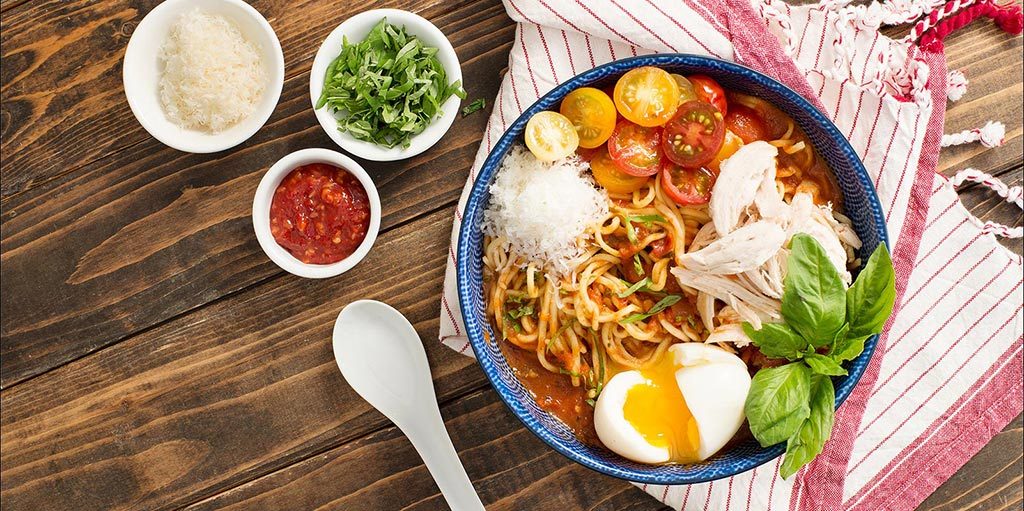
309 9 462 161
253 148 381 279
123 0 285 153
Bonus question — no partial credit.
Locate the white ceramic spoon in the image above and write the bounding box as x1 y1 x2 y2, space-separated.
332 300 485 511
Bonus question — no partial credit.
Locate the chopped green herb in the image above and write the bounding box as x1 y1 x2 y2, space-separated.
628 214 666 227
461 98 486 116
315 18 466 149
505 303 534 320
558 368 580 378
617 277 652 298
624 216 638 245
620 294 682 324
585 398 597 407
633 254 645 277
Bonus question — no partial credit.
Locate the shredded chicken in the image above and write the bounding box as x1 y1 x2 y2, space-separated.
680 221 786 274
709 141 779 236
675 139 863 343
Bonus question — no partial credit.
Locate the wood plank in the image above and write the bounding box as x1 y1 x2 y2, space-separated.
0 0 507 199
936 22 1023 178
0 208 490 511
182 388 672 511
917 414 1023 511
0 1 515 388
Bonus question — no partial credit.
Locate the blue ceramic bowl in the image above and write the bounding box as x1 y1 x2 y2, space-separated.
456 54 888 485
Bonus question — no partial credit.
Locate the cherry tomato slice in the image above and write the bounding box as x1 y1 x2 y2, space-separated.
708 129 743 173
608 120 663 177
670 74 699 104
590 146 649 194
613 66 680 127
524 111 579 161
559 87 617 148
724 104 768 144
688 75 727 115
661 163 716 205
661 101 725 168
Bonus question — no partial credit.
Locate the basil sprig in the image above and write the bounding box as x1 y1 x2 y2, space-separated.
743 234 895 478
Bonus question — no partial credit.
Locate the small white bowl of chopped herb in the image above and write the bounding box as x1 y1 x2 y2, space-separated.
310 9 465 161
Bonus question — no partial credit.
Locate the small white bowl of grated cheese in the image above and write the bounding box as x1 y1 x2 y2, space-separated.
123 0 284 153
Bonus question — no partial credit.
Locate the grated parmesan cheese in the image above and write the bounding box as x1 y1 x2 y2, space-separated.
159 9 264 133
482 146 609 277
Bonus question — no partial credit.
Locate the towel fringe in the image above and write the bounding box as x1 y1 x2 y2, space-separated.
941 121 1006 148
908 0 1024 51
946 69 969 101
949 168 1024 239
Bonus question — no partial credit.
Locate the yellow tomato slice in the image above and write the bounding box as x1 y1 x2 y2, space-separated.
591 146 649 194
525 111 580 161
670 74 699 104
708 129 744 173
613 67 680 127
559 87 617 149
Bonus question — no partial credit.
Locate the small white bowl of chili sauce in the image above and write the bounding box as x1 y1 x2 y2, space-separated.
253 148 381 278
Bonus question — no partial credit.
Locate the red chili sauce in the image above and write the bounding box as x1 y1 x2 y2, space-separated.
269 163 370 264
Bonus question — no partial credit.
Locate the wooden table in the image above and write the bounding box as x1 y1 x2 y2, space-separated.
1 1 1020 509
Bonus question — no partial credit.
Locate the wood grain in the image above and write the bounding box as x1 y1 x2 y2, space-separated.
0 208 488 511
918 414 1024 511
0 0 514 388
0 0 1021 510
184 389 672 511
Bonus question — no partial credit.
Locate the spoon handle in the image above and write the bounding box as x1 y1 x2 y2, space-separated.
403 406 486 511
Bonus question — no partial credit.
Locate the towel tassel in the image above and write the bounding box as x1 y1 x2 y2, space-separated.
941 121 1006 148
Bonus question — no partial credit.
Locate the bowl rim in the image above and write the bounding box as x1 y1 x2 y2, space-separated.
252 148 381 279
456 53 890 485
308 8 462 162
122 0 285 154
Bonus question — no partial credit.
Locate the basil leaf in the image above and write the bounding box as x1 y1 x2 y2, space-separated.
617 277 652 298
743 322 808 361
782 234 846 347
745 363 813 446
804 353 847 376
780 374 835 478
828 323 866 363
847 243 896 338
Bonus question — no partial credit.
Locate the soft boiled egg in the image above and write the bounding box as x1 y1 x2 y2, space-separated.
593 343 752 464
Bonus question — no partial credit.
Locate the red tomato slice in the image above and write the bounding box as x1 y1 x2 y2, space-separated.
608 120 663 177
688 75 728 115
724 105 768 144
661 162 715 205
661 101 725 168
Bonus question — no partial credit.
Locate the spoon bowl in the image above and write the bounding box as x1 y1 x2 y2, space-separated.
332 300 484 510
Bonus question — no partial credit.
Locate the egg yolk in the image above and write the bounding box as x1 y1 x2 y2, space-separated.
621 355 701 463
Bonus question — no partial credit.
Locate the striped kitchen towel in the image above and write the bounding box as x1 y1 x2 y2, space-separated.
437 1 1024 509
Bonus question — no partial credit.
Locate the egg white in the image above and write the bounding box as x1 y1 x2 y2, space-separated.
593 370 671 464
670 343 752 460
593 343 752 464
